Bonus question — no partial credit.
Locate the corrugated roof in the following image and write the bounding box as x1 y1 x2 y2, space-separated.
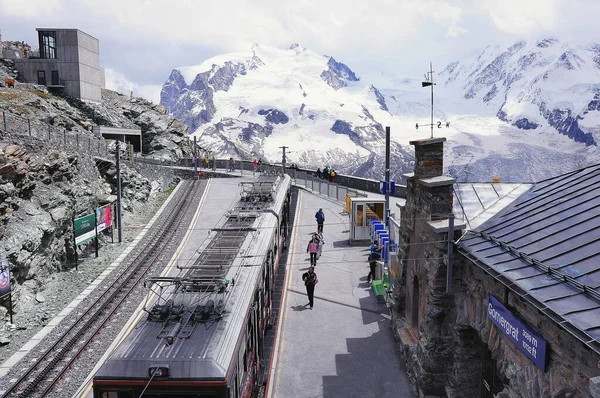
457 164 600 353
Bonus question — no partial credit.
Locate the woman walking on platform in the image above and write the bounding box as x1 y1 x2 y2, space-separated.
307 234 320 266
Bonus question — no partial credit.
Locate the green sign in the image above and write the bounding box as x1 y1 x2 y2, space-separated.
74 213 96 245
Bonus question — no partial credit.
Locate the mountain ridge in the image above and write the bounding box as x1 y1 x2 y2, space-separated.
160 40 600 183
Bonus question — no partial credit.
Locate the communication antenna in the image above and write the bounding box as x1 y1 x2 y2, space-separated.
415 62 450 138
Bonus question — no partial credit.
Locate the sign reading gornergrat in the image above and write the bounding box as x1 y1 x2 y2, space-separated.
488 293 547 371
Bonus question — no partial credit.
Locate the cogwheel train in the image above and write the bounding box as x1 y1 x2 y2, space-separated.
93 174 292 398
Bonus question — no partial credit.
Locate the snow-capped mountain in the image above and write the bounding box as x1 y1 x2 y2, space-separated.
160 41 600 182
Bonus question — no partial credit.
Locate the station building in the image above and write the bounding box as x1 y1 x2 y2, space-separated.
12 28 105 102
394 137 600 397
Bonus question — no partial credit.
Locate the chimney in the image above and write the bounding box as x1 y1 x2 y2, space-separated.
409 137 446 179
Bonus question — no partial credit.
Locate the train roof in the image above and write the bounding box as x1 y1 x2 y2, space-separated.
94 175 291 382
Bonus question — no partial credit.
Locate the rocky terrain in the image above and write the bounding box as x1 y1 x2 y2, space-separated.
0 59 192 351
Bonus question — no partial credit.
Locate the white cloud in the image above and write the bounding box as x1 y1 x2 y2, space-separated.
1 0 599 95
104 68 162 104
481 0 559 36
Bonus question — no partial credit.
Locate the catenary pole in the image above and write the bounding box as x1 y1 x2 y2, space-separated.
193 136 198 176
385 126 391 226
116 140 122 243
279 146 288 175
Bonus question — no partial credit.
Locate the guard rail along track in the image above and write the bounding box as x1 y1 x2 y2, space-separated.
2 180 205 398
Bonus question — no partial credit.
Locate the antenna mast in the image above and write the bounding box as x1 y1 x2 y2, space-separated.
421 62 435 139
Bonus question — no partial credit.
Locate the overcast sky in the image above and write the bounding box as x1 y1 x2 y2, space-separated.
1 0 599 103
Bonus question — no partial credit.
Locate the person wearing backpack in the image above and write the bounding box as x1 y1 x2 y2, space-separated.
302 266 318 309
367 239 382 283
315 208 325 233
307 234 320 266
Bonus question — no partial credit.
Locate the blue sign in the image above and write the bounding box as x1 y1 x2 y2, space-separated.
487 294 547 371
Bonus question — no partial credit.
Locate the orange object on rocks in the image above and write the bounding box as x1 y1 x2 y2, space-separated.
4 78 16 88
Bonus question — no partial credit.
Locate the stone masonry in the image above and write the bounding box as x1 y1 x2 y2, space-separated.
394 136 600 398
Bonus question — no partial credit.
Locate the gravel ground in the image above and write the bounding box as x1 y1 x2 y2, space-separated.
0 181 207 397
0 189 174 366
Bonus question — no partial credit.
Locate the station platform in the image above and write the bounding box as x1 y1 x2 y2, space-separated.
268 189 414 398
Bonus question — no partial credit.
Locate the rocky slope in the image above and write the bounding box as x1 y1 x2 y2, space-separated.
0 70 190 326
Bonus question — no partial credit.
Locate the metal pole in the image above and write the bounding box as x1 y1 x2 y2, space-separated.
116 140 122 243
72 217 78 271
385 126 390 226
446 213 454 294
88 137 91 152
48 124 51 141
94 210 99 258
430 62 434 139
76 134 79 149
2 111 6 132
193 136 198 175
279 146 288 175
63 130 66 147
28 118 31 136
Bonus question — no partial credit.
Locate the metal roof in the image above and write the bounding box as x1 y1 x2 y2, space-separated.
453 183 532 230
457 164 600 353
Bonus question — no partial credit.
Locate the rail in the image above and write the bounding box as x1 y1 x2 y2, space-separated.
1 180 205 397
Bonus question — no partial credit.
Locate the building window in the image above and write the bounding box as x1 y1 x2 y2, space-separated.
39 31 57 59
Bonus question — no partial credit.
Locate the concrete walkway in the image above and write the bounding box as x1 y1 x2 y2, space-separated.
268 189 414 398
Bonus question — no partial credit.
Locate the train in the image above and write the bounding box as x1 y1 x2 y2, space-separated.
93 174 292 398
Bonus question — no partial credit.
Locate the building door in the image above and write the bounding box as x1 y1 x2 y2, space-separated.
481 343 505 397
37 71 46 85
352 203 369 240
51 70 59 86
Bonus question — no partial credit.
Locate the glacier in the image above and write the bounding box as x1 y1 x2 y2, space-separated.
160 40 600 183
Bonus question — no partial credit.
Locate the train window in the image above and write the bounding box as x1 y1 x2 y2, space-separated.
99 390 133 398
143 393 215 397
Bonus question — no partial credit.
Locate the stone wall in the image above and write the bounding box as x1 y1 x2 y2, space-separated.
393 136 600 398
451 255 600 397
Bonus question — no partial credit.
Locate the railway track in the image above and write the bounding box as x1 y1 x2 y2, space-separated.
1 180 205 398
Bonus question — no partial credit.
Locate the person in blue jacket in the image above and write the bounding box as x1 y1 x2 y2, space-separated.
315 208 325 233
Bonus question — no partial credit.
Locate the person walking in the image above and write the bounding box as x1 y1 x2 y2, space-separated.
315 208 325 233
330 169 336 183
307 234 320 266
316 168 322 178
253 158 258 172
367 239 382 283
204 155 209 169
302 266 318 309
322 166 330 180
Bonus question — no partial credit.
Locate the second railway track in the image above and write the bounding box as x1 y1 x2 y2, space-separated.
1 180 206 398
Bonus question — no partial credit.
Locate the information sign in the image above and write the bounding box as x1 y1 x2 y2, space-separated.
74 213 96 245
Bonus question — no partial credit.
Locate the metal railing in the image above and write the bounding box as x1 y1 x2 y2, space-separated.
1 110 111 157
